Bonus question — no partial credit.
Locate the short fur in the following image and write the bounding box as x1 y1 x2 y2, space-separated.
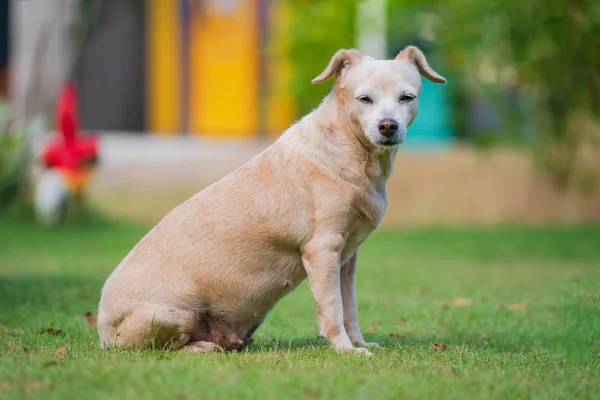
98 46 446 355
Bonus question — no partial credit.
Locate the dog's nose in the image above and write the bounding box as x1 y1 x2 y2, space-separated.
378 119 399 137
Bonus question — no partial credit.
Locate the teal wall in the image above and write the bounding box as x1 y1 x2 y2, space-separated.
403 78 454 149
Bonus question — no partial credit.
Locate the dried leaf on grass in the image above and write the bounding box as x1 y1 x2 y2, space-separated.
0 381 10 391
388 332 399 338
451 297 473 307
55 346 68 358
0 323 18 336
504 302 528 311
84 312 98 328
39 327 64 336
24 381 53 392
410 287 428 295
365 326 377 333
431 342 447 351
44 360 59 368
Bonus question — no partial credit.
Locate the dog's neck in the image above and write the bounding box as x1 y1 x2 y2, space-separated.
308 90 398 192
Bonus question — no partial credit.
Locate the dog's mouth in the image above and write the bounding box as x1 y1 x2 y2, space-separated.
373 130 406 148
378 138 403 147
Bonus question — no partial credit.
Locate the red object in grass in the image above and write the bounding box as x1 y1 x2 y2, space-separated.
41 81 99 173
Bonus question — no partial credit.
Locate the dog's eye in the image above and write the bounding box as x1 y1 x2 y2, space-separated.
400 94 416 102
356 95 373 104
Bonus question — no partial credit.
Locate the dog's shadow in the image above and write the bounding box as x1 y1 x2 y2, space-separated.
247 337 325 353
245 328 576 356
247 336 451 353
246 335 447 353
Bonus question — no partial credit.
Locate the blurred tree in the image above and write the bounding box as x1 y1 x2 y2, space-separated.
499 0 600 188
278 0 357 116
0 103 31 216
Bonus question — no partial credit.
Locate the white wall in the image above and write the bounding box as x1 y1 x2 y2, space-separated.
356 0 387 60
9 0 78 121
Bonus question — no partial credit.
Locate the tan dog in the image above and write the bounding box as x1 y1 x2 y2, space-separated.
98 46 446 356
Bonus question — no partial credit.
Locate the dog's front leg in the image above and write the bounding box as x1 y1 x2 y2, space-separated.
341 252 382 349
302 235 372 356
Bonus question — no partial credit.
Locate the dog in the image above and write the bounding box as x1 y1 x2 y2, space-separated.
98 46 446 356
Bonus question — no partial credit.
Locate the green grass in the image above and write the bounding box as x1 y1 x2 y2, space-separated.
0 219 599 399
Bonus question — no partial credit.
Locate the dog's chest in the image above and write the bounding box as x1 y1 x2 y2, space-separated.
343 187 387 260
359 184 387 227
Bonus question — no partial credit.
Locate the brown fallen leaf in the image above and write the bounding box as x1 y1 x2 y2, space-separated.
451 297 473 307
365 326 377 333
505 302 528 311
388 332 399 338
44 360 59 368
24 381 53 392
55 346 68 358
84 312 98 328
39 327 64 336
431 342 447 351
410 287 427 295
0 381 10 391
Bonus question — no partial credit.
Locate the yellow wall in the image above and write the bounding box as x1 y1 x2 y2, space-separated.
146 0 181 134
189 1 259 138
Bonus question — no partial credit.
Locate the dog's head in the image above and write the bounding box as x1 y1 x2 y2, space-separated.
312 46 446 149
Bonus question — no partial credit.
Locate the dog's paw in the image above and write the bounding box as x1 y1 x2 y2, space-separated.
334 344 373 356
351 347 374 356
181 341 223 354
362 342 383 349
353 340 383 349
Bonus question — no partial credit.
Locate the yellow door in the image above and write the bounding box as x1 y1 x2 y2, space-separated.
190 0 259 138
146 0 181 134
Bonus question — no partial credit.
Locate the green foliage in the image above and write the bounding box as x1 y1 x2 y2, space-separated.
280 0 358 116
0 103 32 217
500 0 600 187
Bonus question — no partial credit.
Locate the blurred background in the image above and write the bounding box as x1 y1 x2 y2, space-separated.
0 0 599 227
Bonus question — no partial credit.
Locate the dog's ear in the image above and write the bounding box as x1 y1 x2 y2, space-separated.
312 49 362 85
395 46 446 84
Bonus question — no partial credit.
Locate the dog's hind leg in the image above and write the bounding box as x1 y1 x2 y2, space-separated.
99 305 197 350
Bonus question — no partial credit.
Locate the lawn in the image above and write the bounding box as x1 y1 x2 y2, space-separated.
0 219 599 399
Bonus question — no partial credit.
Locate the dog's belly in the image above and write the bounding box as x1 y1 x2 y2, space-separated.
182 246 306 348
191 244 307 320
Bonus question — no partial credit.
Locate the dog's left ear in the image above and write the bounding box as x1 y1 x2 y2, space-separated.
396 46 447 84
312 49 362 85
